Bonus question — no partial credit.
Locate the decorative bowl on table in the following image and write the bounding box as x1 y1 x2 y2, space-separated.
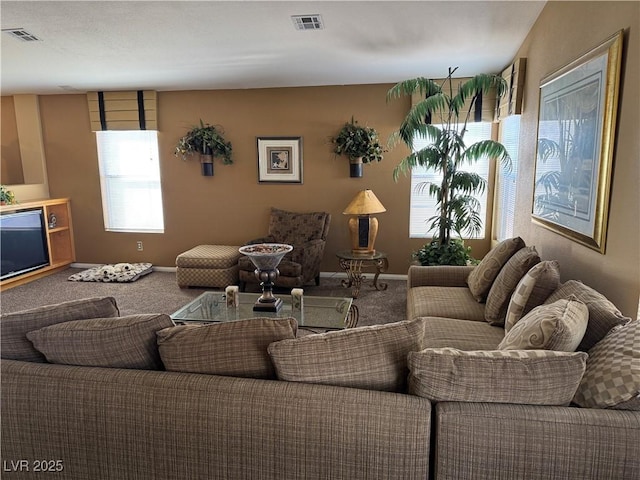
238 243 293 312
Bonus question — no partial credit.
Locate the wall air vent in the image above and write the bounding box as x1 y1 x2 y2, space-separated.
291 15 324 31
2 28 41 42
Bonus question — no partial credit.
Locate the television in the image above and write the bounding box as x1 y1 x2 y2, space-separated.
1 208 50 281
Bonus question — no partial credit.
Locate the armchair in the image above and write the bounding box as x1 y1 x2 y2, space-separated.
238 208 331 290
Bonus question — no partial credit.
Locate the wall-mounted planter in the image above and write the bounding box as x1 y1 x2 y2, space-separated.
349 157 364 178
200 154 214 176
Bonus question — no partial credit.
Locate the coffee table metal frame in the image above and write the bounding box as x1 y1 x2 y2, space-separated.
171 291 358 330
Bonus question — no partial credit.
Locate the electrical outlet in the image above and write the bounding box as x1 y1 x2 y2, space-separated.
136 241 143 251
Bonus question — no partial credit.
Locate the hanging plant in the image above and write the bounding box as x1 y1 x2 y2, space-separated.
175 120 233 176
331 117 385 177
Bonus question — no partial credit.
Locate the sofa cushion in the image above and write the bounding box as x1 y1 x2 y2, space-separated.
499 297 588 352
505 261 561 332
26 314 172 369
485 246 540 326
466 236 525 302
157 317 297 379
408 348 587 405
1 297 120 362
421 317 504 350
268 318 427 392
544 280 630 352
573 320 640 410
407 286 485 322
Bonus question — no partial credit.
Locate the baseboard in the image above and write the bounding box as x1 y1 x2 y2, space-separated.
71 264 407 280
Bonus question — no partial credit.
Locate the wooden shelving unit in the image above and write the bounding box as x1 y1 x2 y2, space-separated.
0 198 76 291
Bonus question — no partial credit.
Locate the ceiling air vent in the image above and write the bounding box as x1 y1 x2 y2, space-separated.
2 28 41 42
291 15 324 31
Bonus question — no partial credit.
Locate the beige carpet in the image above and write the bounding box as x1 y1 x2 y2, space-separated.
1 268 407 327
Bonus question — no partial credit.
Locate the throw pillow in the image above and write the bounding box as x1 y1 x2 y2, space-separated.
408 347 587 405
157 317 297 379
544 280 630 351
268 318 428 392
504 260 561 332
498 297 589 352
573 320 640 410
26 314 172 369
485 246 540 326
1 297 120 362
466 236 525 302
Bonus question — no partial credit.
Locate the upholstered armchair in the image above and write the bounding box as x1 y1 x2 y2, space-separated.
238 208 331 290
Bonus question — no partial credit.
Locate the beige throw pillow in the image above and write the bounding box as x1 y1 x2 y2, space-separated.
499 297 589 351
505 261 561 332
466 237 525 302
408 348 587 405
268 318 427 392
485 246 540 326
157 317 297 379
1 297 120 362
573 320 639 410
544 280 630 352
26 314 172 369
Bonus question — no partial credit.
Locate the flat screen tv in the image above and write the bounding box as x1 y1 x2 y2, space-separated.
1 208 50 281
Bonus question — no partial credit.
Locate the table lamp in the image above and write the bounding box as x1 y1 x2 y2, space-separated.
342 189 386 254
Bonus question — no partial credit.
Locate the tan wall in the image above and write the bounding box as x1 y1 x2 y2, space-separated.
37 85 493 277
512 1 639 317
1 96 23 184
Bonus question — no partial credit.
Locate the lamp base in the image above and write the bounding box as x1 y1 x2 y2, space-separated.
348 216 379 255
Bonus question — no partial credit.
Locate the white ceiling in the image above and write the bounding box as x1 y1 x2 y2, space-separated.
0 0 546 95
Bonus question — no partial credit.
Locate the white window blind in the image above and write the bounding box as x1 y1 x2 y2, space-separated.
495 115 521 241
95 130 164 233
410 122 492 238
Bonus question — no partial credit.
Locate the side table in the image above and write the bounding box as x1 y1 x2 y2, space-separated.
336 250 389 299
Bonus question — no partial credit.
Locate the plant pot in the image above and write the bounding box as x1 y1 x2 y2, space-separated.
349 157 364 178
200 154 214 176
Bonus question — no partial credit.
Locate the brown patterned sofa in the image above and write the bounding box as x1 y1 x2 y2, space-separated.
238 207 331 289
406 237 640 479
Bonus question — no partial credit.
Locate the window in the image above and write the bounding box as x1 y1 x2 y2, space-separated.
409 122 493 238
95 130 164 233
494 115 521 241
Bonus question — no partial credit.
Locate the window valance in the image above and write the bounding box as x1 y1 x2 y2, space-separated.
87 90 157 131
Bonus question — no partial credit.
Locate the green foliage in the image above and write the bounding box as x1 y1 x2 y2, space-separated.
387 68 512 262
332 117 385 163
175 119 233 164
413 239 477 266
0 185 16 204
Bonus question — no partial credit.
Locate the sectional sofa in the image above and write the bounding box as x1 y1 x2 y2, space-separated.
1 237 639 479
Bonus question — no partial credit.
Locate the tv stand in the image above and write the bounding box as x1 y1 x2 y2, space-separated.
0 198 75 291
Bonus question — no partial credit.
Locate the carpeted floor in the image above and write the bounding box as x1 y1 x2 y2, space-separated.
0 268 407 327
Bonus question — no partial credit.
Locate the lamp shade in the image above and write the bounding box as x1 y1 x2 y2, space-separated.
342 189 386 215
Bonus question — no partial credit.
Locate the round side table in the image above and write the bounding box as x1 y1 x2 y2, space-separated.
336 250 388 299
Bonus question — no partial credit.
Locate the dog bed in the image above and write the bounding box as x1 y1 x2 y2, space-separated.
68 263 153 283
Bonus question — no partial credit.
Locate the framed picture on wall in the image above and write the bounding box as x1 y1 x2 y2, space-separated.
532 30 623 253
257 137 303 184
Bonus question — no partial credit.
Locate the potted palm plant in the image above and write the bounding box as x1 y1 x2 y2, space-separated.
175 120 233 176
332 117 385 177
387 67 511 265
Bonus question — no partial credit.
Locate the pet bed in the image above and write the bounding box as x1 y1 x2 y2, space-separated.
68 263 153 283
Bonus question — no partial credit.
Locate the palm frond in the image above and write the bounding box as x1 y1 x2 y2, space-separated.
386 77 442 101
450 171 486 195
537 138 561 163
392 145 444 181
462 140 512 171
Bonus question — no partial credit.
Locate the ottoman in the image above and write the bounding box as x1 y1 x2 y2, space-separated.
176 245 242 288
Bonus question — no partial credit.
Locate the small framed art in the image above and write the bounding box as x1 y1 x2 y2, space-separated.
257 137 303 184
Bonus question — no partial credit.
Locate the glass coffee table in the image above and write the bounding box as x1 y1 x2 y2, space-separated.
171 292 358 330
